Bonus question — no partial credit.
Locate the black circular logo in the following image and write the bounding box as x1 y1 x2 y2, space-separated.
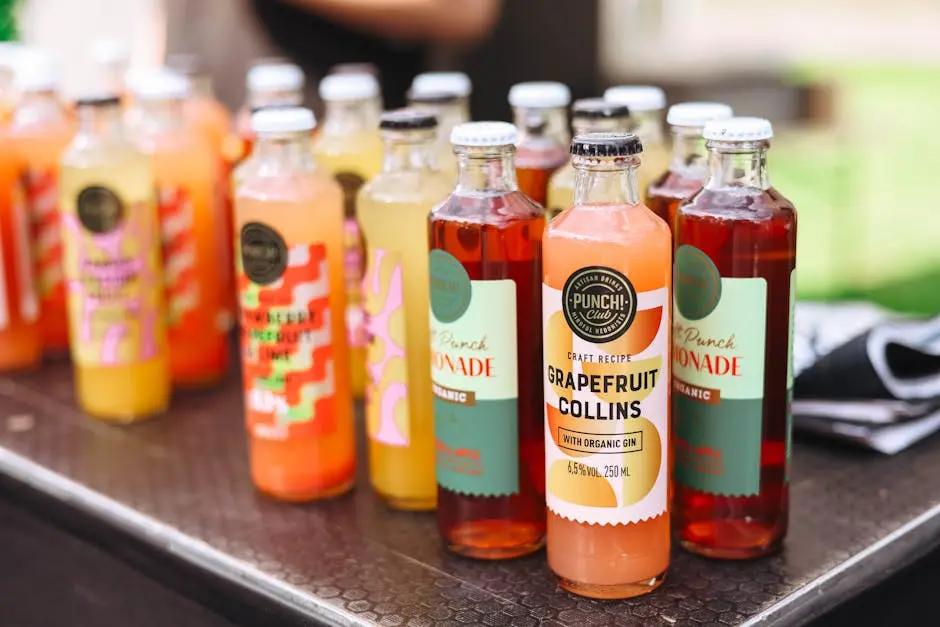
562 266 638 343
77 186 126 234
240 222 288 285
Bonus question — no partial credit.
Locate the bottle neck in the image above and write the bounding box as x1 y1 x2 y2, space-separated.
572 116 631 136
138 98 186 132
410 98 469 141
249 88 302 111
322 99 373 136
572 156 640 206
704 141 770 191
632 110 665 146
76 102 125 142
455 146 518 194
14 90 65 122
381 129 437 173
513 106 569 144
253 133 316 175
669 126 709 177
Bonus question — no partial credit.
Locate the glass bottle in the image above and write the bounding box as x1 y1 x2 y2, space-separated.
672 117 797 559
407 72 472 180
59 92 170 420
546 98 631 218
235 107 355 501
9 52 76 356
359 109 451 510
130 68 229 387
543 132 671 598
312 73 384 401
509 82 571 207
328 62 384 123
233 62 305 165
429 122 545 559
604 86 669 202
647 102 733 232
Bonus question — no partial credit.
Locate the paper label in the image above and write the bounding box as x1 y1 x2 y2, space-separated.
157 185 199 328
21 167 63 317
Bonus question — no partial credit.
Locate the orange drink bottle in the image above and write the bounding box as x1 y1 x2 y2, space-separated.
543 132 671 598
604 86 669 203
546 98 631 219
358 110 451 510
59 90 170 421
312 73 383 400
235 107 355 501
234 62 304 165
647 102 733 232
407 72 472 180
129 68 229 387
10 52 76 356
508 82 571 206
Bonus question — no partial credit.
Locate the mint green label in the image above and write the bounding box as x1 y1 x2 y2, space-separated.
430 254 519 497
673 245 767 497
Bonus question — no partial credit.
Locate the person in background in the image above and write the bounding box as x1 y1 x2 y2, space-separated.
164 0 501 113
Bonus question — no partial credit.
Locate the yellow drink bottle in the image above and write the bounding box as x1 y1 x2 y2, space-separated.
59 91 170 421
604 86 669 202
312 74 383 400
407 72 473 181
358 109 451 510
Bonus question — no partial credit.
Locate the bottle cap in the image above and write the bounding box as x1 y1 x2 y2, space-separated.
571 132 643 157
508 81 571 108
246 63 304 93
252 106 316 134
407 90 459 105
703 117 773 141
126 67 189 100
380 109 437 130
329 62 380 78
318 73 379 101
450 121 517 147
572 97 630 119
604 85 666 112
90 38 129 67
411 72 472 98
667 102 734 127
15 50 59 92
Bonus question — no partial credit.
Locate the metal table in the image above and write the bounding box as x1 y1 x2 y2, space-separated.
1 362 938 626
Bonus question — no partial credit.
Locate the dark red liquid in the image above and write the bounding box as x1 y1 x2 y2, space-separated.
517 143 567 207
646 170 706 234
673 186 796 559
429 191 546 559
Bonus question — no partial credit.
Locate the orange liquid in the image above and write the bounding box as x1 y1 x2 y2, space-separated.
10 114 75 355
0 132 41 371
141 127 229 386
543 200 671 598
235 168 355 501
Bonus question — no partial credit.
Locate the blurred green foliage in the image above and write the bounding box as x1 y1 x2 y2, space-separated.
0 0 17 41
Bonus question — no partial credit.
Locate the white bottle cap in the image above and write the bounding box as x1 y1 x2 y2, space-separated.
0 42 25 72
14 50 59 92
246 63 304 93
604 85 666 112
90 38 130 66
252 106 316 134
703 117 773 141
450 121 517 147
318 73 379 101
508 81 571 108
126 67 189 100
411 72 472 98
667 102 734 127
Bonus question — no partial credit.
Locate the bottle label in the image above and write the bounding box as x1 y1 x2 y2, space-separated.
11 182 38 324
430 249 519 497
239 222 336 440
63 187 161 365
543 269 669 526
672 244 767 497
21 167 63 316
344 216 367 349
156 185 199 328
363 247 409 446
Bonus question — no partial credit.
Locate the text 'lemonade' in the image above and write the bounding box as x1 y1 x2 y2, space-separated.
359 109 451 510
509 82 571 207
235 107 355 502
604 86 669 203
429 121 546 559
543 133 671 599
673 117 797 559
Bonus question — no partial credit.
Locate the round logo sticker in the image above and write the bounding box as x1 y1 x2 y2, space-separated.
240 222 288 285
77 186 126 234
562 266 637 343
429 249 471 323
675 245 722 320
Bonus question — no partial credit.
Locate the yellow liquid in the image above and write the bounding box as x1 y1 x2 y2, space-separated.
59 141 171 422
357 164 451 510
546 161 576 220
312 129 383 399
637 137 669 204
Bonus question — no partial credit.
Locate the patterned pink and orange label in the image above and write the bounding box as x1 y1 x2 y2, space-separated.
156 185 198 328
20 167 64 313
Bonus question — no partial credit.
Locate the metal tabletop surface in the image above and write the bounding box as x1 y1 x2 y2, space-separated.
0 362 939 627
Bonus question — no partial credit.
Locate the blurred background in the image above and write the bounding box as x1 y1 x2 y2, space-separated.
15 0 940 314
